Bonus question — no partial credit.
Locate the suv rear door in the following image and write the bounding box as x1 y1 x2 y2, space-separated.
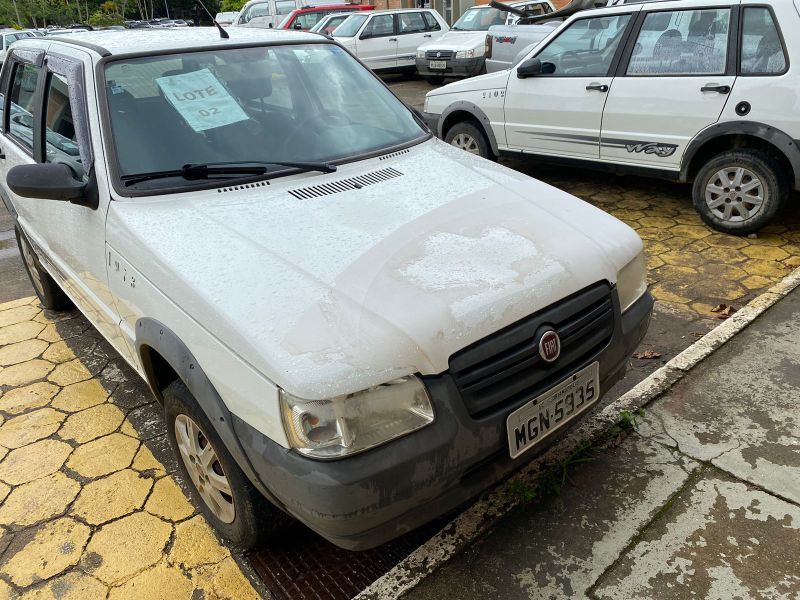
503 9 636 159
599 2 737 168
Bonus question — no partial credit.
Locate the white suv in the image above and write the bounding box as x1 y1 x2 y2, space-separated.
424 0 798 234
0 29 651 550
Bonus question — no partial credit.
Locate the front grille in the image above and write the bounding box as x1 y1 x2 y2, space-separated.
425 50 454 60
449 283 614 417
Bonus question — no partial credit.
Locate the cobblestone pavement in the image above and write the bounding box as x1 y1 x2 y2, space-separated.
0 297 260 600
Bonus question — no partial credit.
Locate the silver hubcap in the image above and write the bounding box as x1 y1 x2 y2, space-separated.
451 133 480 155
175 414 235 523
705 166 765 223
20 238 45 298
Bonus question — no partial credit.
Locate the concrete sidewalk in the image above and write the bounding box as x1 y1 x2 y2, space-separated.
406 287 800 600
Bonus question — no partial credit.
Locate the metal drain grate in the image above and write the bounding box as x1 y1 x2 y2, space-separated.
287 168 403 200
249 519 446 600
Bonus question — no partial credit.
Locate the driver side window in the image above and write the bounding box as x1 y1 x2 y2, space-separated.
535 14 631 77
44 73 84 179
364 14 395 38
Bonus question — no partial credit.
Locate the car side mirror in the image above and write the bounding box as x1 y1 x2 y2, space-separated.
516 57 555 78
7 163 92 206
359 31 371 39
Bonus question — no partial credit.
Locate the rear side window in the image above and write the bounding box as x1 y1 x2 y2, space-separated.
422 11 441 31
7 62 39 153
626 8 730 76
399 12 426 34
740 7 786 75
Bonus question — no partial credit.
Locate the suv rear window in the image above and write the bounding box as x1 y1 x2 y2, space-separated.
740 7 786 75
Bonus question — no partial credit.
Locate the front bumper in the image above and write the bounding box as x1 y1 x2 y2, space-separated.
415 56 484 78
235 288 653 550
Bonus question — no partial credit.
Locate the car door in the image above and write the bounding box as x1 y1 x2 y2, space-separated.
503 10 636 159
396 12 430 68
600 3 737 169
355 14 398 70
0 49 129 358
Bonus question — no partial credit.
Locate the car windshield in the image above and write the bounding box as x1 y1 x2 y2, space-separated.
103 43 427 190
451 7 505 31
332 13 367 36
239 2 270 23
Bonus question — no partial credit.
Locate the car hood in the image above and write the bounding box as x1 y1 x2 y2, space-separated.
109 139 642 400
419 29 487 52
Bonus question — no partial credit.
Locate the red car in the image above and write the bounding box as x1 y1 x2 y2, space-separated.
278 4 374 31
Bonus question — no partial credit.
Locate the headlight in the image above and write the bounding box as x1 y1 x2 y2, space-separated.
416 48 426 58
280 376 434 459
455 49 475 59
617 252 647 313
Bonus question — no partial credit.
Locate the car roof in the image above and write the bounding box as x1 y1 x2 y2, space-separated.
289 4 370 13
367 7 438 13
18 27 319 58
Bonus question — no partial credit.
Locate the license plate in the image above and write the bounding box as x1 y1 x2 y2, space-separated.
507 362 599 459
429 60 447 69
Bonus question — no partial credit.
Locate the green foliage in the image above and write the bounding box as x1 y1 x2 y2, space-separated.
88 9 123 25
219 0 244 12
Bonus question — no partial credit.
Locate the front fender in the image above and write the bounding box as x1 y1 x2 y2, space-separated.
439 100 500 156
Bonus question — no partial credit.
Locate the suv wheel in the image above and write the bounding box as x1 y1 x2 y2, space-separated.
692 150 787 235
164 380 291 548
15 226 72 311
444 121 492 160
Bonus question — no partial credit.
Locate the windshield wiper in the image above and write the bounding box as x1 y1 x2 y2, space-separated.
121 160 337 187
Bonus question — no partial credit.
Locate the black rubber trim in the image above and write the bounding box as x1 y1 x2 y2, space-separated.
134 318 285 510
48 37 111 57
680 121 800 188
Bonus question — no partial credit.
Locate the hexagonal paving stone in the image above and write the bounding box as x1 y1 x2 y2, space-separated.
696 262 748 282
669 224 711 240
72 469 153 525
18 571 107 600
703 233 750 249
0 408 66 449
0 297 36 311
131 445 166 478
0 382 59 416
191 556 262 600
742 245 790 262
41 341 78 365
0 306 41 329
0 439 73 486
0 339 48 367
0 360 54 387
742 275 777 290
0 322 46 346
169 515 228 569
638 216 677 229
636 227 674 242
0 472 80 527
51 379 109 413
84 512 172 584
1 518 90 587
108 564 193 600
660 251 705 269
48 359 93 387
59 404 125 444
743 260 790 278
145 477 194 522
65 433 139 479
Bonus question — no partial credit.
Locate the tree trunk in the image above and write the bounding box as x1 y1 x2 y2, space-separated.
11 0 21 25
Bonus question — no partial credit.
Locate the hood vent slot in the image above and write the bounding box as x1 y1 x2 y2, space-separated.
379 148 410 161
288 168 403 200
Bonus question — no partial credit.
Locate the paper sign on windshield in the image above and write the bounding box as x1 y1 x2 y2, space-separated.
156 68 248 132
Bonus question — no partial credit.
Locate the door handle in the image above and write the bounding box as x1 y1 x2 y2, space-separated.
586 83 608 92
0 148 4 160
424 34 432 37
701 84 730 94
388 37 397 41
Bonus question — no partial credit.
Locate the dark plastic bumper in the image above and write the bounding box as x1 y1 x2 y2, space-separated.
415 56 484 78
234 289 653 550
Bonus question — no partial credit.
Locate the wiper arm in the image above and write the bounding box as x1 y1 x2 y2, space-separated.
121 160 337 187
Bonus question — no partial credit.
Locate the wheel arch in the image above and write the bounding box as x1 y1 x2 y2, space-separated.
135 318 283 506
681 122 799 189
439 101 500 156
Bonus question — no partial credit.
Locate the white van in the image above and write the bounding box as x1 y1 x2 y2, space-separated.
232 0 342 28
334 9 449 73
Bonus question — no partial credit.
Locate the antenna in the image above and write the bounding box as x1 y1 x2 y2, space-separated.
196 0 229 38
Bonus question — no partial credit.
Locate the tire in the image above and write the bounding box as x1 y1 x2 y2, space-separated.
692 149 787 235
426 75 445 85
444 121 493 160
14 226 72 311
164 380 291 549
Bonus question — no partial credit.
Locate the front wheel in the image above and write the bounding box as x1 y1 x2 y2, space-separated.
164 380 291 548
444 121 493 160
15 226 72 311
692 150 787 235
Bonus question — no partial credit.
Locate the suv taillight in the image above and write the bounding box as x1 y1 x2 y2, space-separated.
485 34 492 59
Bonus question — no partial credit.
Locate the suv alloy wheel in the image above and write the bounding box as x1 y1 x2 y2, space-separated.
445 121 492 159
